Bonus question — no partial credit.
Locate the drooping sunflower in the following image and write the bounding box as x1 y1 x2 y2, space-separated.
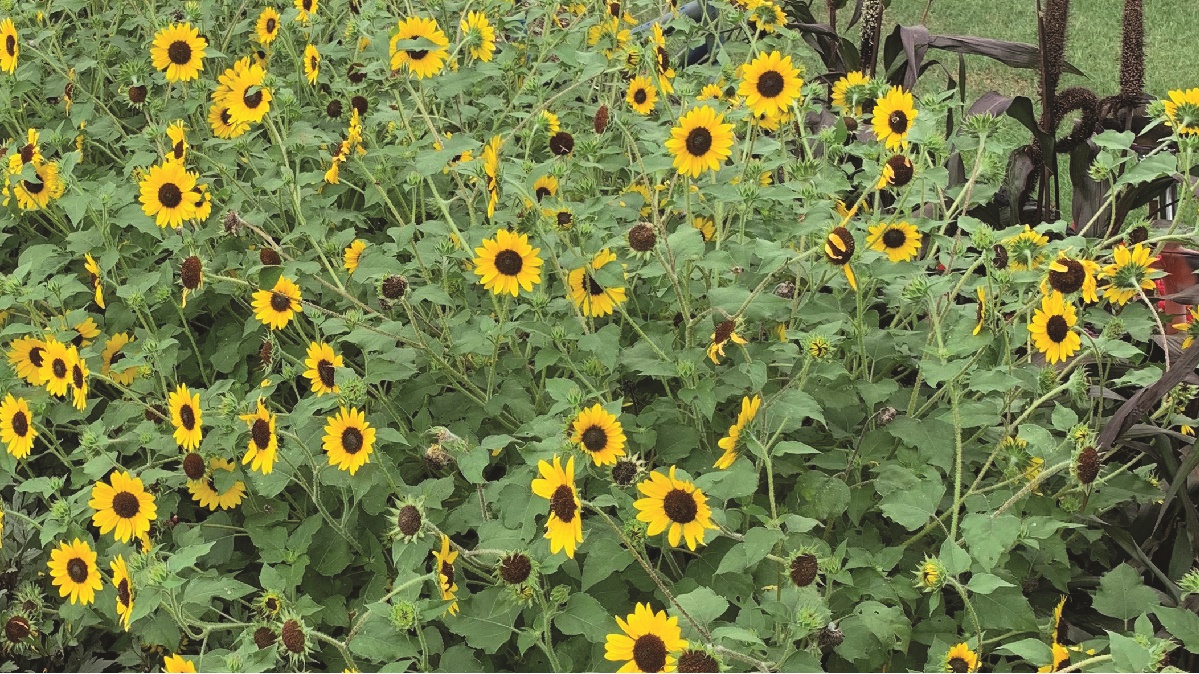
0 394 36 459
188 458 247 510
738 51 803 118
692 216 716 242
567 249 628 317
650 23 675 95
715 395 761 470
150 23 207 82
0 18 17 74
944 643 979 673
570 404 627 466
432 534 459 615
532 175 559 203
1005 225 1049 271
626 75 658 115
1028 291 1081 365
746 0 787 33
302 341 343 396
89 471 156 543
101 333 138 386
973 287 986 336
1101 242 1158 306
13 160 65 211
872 86 918 151
139 161 200 228
48 538 103 605
169 384 203 450
389 17 449 79
1038 642 1071 673
665 105 735 178
481 135 502 218
256 7 281 46
164 120 188 164
252 276 303 330
460 11 496 62
8 336 47 385
707 319 748 364
878 154 914 189
1172 306 1199 349
163 655 197 673
111 555 134 631
69 352 89 411
84 253 104 309
208 101 250 139
343 239 366 274
634 466 717 551
604 603 688 673
323 406 376 475
1163 88 1199 136
831 70 870 115
217 57 272 125
825 226 858 291
473 229 543 297
239 399 278 475
71 317 101 347
38 338 75 398
303 44 320 84
1051 595 1068 645
867 221 922 262
294 0 318 22
531 455 583 558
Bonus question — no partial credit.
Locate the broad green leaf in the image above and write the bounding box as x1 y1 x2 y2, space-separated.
1092 564 1160 621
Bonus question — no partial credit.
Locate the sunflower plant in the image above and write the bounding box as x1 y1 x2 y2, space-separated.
1 1 1199 673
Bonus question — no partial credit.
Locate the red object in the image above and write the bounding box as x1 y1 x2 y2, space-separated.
1159 244 1197 331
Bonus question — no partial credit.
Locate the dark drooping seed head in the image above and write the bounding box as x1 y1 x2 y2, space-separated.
1045 315 1069 343
628 223 656 252
382 275 408 299
181 255 202 289
112 490 141 519
253 626 277 649
789 553 818 587
1048 259 1086 294
259 248 282 266
493 250 524 276
549 484 577 522
826 227 854 264
341 427 364 454
280 619 305 653
182 451 205 480
594 104 610 134
992 244 1009 270
549 131 574 156
352 95 368 115
611 459 638 486
1076 446 1100 484
676 650 719 673
326 100 343 118
662 489 698 523
66 557 89 583
632 634 668 673
167 40 192 65
397 504 422 537
499 552 532 584
128 85 148 103
713 319 736 345
580 425 607 453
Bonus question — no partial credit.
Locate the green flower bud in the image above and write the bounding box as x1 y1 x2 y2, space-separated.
389 601 418 632
549 585 570 607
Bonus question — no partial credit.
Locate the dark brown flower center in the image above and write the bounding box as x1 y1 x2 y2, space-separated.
826 227 854 264
117 578 132 607
580 425 607 452
29 346 44 367
265 18 277 33
4 35 14 58
251 417 272 449
634 88 648 105
317 359 336 388
1046 315 1069 343
23 178 44 194
302 0 313 10
536 186 552 202
684 127 713 157
550 484 577 522
632 634 668 673
407 49 429 60
11 410 28 437
254 626 277 649
882 228 907 249
948 656 970 673
220 108 233 126
499 552 532 584
66 557 89 583
656 47 669 72
179 404 196 430
168 40 192 65
888 110 909 135
586 274 605 297
52 358 67 379
172 140 185 159
756 70 785 98
129 85 147 103
182 451 205 479
72 363 84 388
310 55 318 70
557 211 573 227
612 459 638 485
341 427 364 454
663 488 698 523
494 249 524 276
550 131 574 155
243 88 264 109
713 319 735 345
181 256 202 289
677 650 718 673
440 560 455 588
1048 259 1085 294
112 490 141 518
158 183 182 208
397 504 422 536
19 143 34 164
270 291 292 312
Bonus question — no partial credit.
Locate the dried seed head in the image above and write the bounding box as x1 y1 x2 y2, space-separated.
498 552 533 585
259 247 282 266
280 619 305 654
789 553 819 587
180 256 202 290
1076 446 1100 484
817 623 844 650
1127 225 1148 245
594 104 610 134
382 274 408 299
223 211 245 236
549 131 575 156
773 281 796 299
128 85 148 104
628 222 657 252
326 100 343 118
677 649 720 673
259 339 273 367
253 626 277 650
396 504 422 538
424 444 455 472
182 452 206 481
5 615 31 643
351 95 368 115
348 63 366 84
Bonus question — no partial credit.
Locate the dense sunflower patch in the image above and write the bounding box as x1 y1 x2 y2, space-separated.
1 0 1199 672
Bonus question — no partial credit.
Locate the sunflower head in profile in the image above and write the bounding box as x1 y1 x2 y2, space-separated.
343 239 366 274
973 287 987 336
567 249 628 317
294 0 318 22
831 70 871 116
150 23 208 82
101 333 138 386
303 44 320 84
914 555 945 592
47 538 103 605
84 252 104 309
664 105 735 178
323 406 376 475
303 341 343 396
707 318 748 364
432 534 459 615
570 403 627 466
216 57 272 125
634 466 717 551
944 643 979 673
139 161 200 228
626 75 658 116
473 229 543 297
532 175 559 203
460 11 496 62
0 393 37 459
738 51 803 118
208 101 250 139
1004 225 1049 271
163 654 197 673
692 216 716 242
68 353 89 411
867 221 922 262
111 555 134 631
1172 306 1199 349
9 336 48 386
252 276 304 330
37 338 75 398
530 455 583 558
1163 88 1199 136
1101 242 1158 306
0 18 17 74
238 399 278 475
1038 642 1070 673
188 457 247 510
13 160 65 211
825 226 858 290
389 16 450 79
1028 291 1080 365
715 394 761 470
603 602 688 673
872 85 918 151
255 7 281 46
168 383 203 450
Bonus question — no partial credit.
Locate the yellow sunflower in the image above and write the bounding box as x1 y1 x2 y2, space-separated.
344 239 366 274
692 217 716 242
8 336 47 385
89 471 156 544
1038 642 1071 673
473 229 543 297
531 455 583 558
208 101 250 139
872 86 918 151
188 458 246 510
239 399 278 475
567 249 628 317
0 394 36 459
707 319 748 364
165 120 187 164
533 175 559 203
139 161 200 228
824 226 859 291
38 338 75 398
294 0 318 23
303 341 343 396
217 57 272 125
323 406 376 475
111 555 134 631
169 384 203 450
974 287 986 336
1005 225 1049 271
650 23 675 95
71 317 101 347
13 160 65 211
831 70 870 115
626 75 658 115
1101 242 1158 306
634 466 717 551
867 221 922 262
69 352 89 411
101 333 138 386
715 395 761 470
1163 88 1199 136
433 534 459 615
664 105 735 178
570 404 627 466
0 18 17 74
944 643 979 673
482 135 502 218
738 51 803 118
303 44 320 84
84 253 104 309
461 11 496 62
163 655 197 673
1042 253 1101 304
256 7 281 46
1028 292 1081 365
746 0 787 33
389 16 449 79
47 538 103 605
604 602 688 673
252 276 303 330
150 23 207 82
1172 306 1199 349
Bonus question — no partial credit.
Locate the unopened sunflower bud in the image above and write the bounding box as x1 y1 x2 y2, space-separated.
549 585 570 606
1103 317 1126 338
1179 568 1199 595
389 601 418 632
675 359 696 379
5 616 32 644
902 277 929 303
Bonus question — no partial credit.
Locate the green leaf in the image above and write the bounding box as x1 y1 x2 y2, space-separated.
673 587 730 626
581 535 633 591
966 573 1015 594
1153 606 1199 652
971 586 1038 631
446 587 521 652
554 594 611 643
960 513 1021 570
1108 631 1153 672
994 637 1053 664
1092 564 1160 621
939 539 971 575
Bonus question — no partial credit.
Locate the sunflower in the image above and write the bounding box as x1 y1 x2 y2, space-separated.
139 161 200 228
111 555 134 631
1163 88 1199 136
389 17 449 79
481 135 502 218
461 11 496 62
531 455 583 558
163 655 197 673
303 341 343 396
433 534 459 615
533 175 558 203
256 7 281 46
692 217 716 242
323 406 376 475
867 221 922 262
150 23 207 82
188 458 247 510
239 399 278 475
0 394 36 459
567 249 628 317
1005 225 1049 271
1101 243 1158 306
13 160 65 211
707 319 748 364
626 75 658 115
570 404 627 466
10 128 42 171
1172 306 1199 349
69 352 89 411
878 154 914 189
47 538 102 605
208 102 250 139
1038 643 1070 673
697 81 726 101
634 466 717 551
822 226 859 291
1042 253 1101 304
831 70 870 115
101 333 138 386
973 287 986 336
746 0 787 33
8 336 47 385
649 23 675 95
1028 292 1081 365
665 105 735 178
473 229 543 297
302 44 320 84
0 18 17 74
169 384 203 450
217 57 272 125
604 603 688 673
715 395 761 470
71 317 100 347
89 471 156 543
343 239 366 274
1051 595 1067 644
944 643 979 673
84 253 104 309
252 276 303 330
38 338 75 398
872 86 918 151
738 51 803 118
165 120 187 164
